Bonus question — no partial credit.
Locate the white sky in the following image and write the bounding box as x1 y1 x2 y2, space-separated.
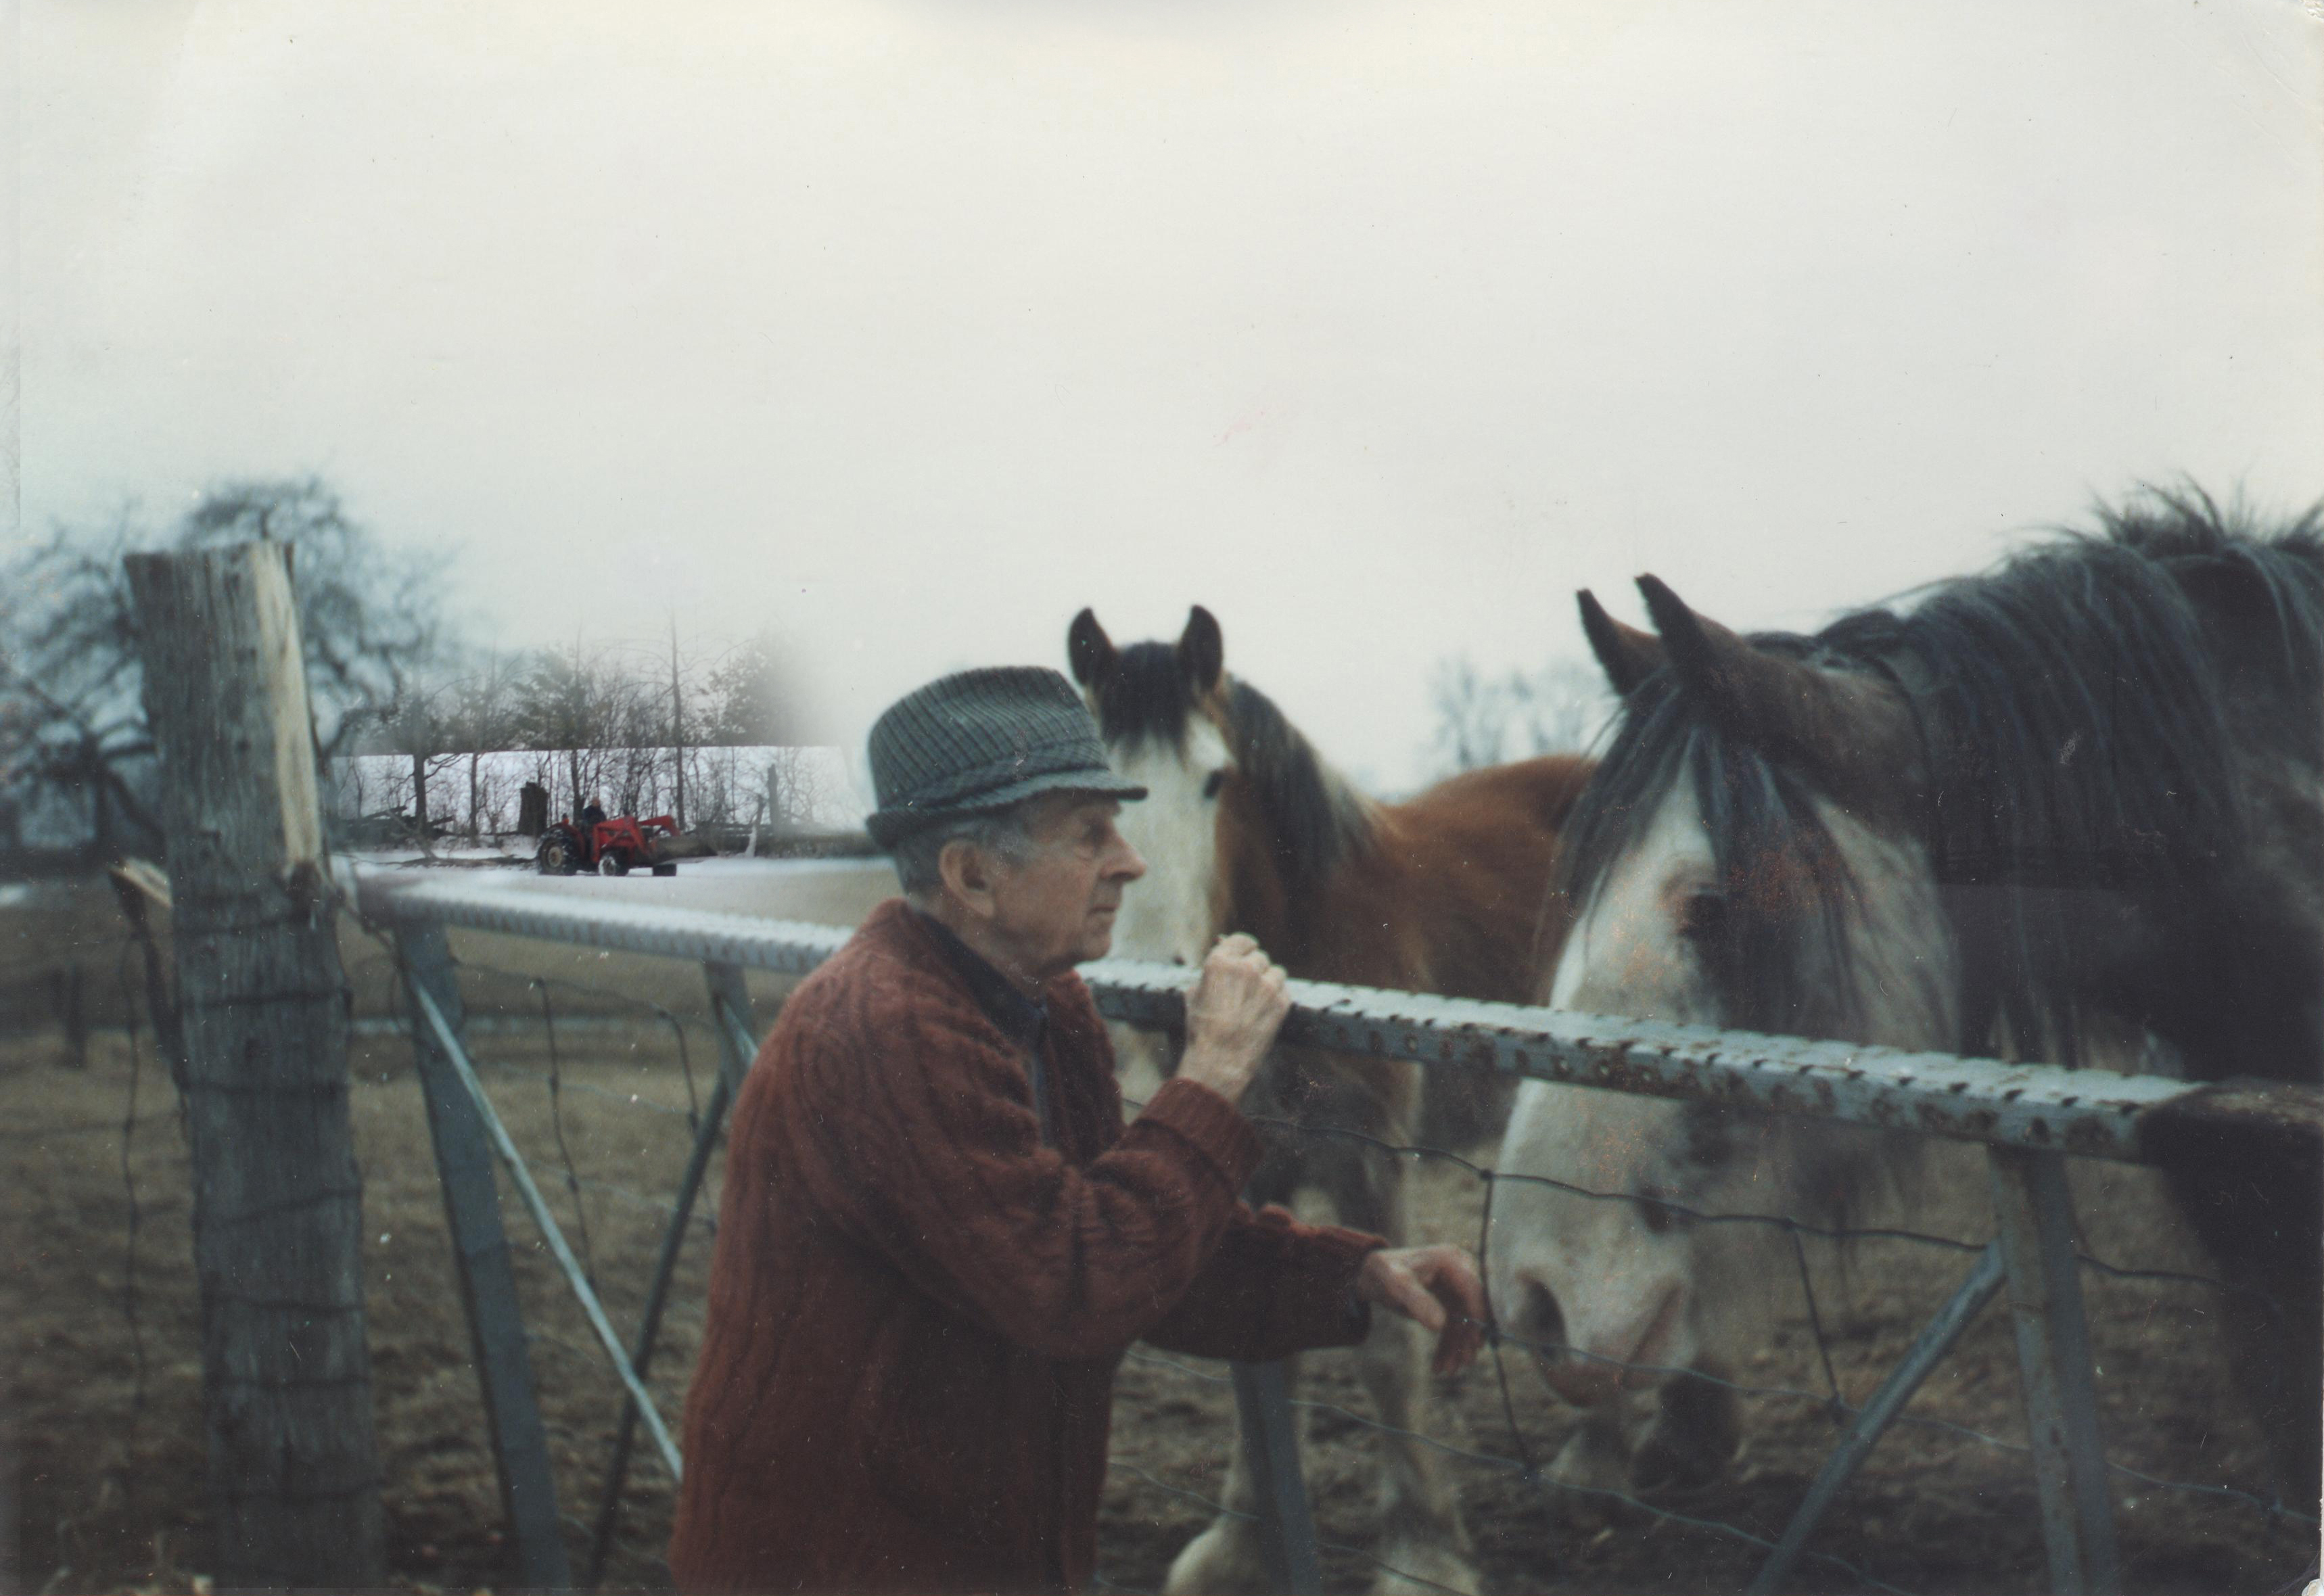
17 0 2323 797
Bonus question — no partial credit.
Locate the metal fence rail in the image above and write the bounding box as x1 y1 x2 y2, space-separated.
346 866 2323 1596
346 868 2319 1166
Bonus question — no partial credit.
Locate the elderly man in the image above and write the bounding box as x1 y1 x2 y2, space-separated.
668 666 1485 1595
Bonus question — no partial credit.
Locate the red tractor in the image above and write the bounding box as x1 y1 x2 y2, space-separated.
536 813 682 877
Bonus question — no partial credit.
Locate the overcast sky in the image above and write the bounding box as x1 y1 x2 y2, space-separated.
18 0 2323 797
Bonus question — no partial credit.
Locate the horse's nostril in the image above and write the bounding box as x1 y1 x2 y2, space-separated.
1502 1273 1566 1359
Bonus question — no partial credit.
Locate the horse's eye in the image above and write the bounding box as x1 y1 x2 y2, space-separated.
1202 770 1226 800
1676 891 1727 943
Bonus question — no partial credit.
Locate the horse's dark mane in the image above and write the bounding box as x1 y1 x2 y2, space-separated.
1561 488 2324 1060
1223 678 1375 896
1090 641 1194 748
1555 637 1863 1039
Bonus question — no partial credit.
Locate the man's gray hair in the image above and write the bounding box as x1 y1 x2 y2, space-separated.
891 802 1041 900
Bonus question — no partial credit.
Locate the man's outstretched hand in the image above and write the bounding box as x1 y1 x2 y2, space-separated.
1353 1244 1489 1376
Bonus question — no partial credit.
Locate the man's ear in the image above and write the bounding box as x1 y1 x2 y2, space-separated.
937 837 999 920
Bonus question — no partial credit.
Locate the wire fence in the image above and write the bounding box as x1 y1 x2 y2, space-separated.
1096 1098 2317 1595
354 876 2319 1595
5 872 2318 1595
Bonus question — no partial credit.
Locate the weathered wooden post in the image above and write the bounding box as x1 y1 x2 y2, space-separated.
126 542 386 1588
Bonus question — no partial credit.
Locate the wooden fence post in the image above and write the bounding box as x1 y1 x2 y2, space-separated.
126 542 386 1587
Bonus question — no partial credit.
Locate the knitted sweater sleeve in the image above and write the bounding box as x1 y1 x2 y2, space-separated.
1139 1202 1383 1364
780 959 1280 1361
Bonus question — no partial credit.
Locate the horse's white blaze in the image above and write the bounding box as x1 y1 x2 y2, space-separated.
1494 780 1958 1409
1109 719 1232 967
1546 789 1717 1020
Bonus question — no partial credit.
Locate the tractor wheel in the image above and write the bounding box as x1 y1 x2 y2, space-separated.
651 862 677 877
599 848 631 876
537 833 579 876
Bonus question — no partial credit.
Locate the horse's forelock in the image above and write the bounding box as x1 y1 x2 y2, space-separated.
1090 640 1195 750
1556 662 1868 1039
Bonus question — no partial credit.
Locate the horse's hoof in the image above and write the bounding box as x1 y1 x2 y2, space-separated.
1631 1373 1740 1493
1368 1539 1481 1596
1545 1424 1635 1530
1163 1520 1274 1596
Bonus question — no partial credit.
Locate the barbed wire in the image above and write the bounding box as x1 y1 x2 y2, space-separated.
574 1175 718 1237
455 962 705 1131
534 979 603 1296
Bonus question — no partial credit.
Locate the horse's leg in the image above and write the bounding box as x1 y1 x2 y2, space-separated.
2154 1127 2323 1510
1630 1359 1742 1491
1545 1392 1635 1527
1163 1137 1305 1596
1107 1018 1177 1106
1161 1351 1310 1595
1314 1077 1481 1596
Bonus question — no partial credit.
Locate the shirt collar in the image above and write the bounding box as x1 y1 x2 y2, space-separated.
914 909 1048 1054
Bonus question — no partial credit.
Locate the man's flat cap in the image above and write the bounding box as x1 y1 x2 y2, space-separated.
865 666 1146 847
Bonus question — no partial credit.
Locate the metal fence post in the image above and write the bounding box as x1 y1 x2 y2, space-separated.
1987 1146 2120 1595
582 964 760 1586
1748 1240 2007 1595
1230 1360 1323 1595
703 962 760 1094
400 921 573 1590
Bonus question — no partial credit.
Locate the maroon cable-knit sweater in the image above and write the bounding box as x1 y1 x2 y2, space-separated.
668 901 1382 1595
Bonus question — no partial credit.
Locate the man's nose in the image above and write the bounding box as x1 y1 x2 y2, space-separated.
1109 834 1146 881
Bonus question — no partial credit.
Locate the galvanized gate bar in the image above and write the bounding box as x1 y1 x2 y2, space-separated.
405 975 687 1483
347 868 2321 1166
1230 1360 1323 1595
398 924 574 1591
582 964 760 1587
1987 1148 2120 1595
705 966 761 1094
1747 1241 2007 1596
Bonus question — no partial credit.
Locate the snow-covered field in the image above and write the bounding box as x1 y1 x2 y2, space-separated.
330 745 866 835
343 851 898 924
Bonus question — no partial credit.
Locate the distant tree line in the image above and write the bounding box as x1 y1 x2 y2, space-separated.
1427 655 1613 776
1 477 820 863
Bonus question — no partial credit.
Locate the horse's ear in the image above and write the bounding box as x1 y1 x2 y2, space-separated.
1636 574 1916 805
1635 576 1766 718
1578 589 1665 697
1180 605 1225 693
1067 608 1117 688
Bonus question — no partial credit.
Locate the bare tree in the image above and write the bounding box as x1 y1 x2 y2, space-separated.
1428 655 1613 776
701 632 809 747
1 478 453 861
766 745 831 829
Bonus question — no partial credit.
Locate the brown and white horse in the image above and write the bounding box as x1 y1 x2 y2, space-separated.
1070 605 1591 1596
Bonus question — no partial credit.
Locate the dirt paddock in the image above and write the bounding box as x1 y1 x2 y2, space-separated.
3 867 2315 1595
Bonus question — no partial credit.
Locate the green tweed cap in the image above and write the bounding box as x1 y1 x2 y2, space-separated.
865 666 1146 847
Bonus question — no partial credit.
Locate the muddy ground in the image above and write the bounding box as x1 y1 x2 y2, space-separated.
3 867 2316 1595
